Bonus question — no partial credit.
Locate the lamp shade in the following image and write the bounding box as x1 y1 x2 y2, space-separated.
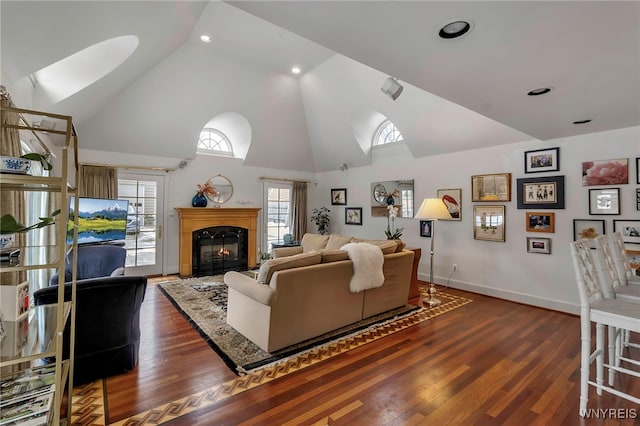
415 198 451 220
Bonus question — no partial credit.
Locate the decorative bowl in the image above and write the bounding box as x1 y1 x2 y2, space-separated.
0 156 32 175
0 233 15 252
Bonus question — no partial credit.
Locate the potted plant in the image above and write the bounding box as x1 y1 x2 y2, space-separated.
310 207 330 235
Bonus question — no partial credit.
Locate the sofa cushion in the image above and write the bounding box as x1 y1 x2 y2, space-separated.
257 252 322 285
320 249 350 263
325 234 353 250
352 238 398 255
300 233 329 252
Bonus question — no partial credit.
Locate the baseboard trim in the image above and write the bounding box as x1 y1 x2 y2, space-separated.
418 272 579 315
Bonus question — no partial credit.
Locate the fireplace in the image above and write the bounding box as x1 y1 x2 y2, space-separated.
175 208 260 278
192 226 248 276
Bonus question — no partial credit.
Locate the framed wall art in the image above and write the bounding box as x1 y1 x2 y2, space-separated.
637 188 640 211
627 249 640 269
331 188 347 205
637 157 640 184
527 237 551 254
516 175 565 209
471 173 511 202
573 219 605 249
588 188 620 215
345 207 362 225
524 147 559 174
525 212 555 233
473 205 505 242
420 220 432 237
582 158 628 186
613 220 640 244
437 188 462 220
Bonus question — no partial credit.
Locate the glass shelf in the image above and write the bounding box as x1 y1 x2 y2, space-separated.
0 245 65 271
0 303 71 366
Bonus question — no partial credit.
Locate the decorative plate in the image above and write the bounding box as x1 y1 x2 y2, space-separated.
0 233 15 253
0 156 32 175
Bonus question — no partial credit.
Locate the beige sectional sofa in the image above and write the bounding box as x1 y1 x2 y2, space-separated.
224 233 414 353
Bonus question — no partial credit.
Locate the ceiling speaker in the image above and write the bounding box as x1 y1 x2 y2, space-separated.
381 77 403 101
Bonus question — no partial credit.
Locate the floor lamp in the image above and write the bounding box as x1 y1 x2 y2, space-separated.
415 198 452 307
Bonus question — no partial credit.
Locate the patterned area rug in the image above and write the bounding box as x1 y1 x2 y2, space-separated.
70 379 106 426
158 275 423 374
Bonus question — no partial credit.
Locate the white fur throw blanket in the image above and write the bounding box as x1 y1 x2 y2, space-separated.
341 242 385 293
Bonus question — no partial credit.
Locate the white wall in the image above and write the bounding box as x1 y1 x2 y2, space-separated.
79 148 317 274
313 126 640 314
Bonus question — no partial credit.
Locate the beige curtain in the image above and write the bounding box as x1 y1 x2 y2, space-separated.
290 181 307 240
78 164 118 198
1 86 26 284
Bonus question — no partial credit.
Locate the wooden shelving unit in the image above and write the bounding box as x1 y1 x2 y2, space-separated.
0 106 78 425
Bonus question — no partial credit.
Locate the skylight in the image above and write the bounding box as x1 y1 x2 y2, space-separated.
33 35 139 104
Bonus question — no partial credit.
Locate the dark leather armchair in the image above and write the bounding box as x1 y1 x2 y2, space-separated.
34 275 147 385
49 244 126 286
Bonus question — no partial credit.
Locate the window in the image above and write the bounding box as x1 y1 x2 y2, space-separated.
373 120 404 146
197 128 233 156
263 182 292 252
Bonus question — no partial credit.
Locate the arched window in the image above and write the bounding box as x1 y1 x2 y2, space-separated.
373 120 403 146
197 128 233 156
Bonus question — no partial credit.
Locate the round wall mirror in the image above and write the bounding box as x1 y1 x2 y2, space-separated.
373 183 387 203
205 174 233 204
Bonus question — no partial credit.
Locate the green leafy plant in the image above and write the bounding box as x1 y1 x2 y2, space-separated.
0 210 61 234
21 153 52 171
310 207 330 235
258 251 273 261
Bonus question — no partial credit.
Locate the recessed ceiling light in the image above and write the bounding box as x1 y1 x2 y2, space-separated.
439 21 471 39
527 87 553 96
291 67 301 74
200 35 212 43
573 119 592 125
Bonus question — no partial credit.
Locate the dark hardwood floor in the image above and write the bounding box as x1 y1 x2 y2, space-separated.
104 277 640 425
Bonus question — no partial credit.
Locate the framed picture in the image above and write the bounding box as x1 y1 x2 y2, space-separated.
582 158 628 186
527 237 551 254
627 250 640 269
588 188 620 215
331 188 347 205
573 219 605 249
524 147 559 174
525 212 555 233
613 220 640 244
473 205 505 242
345 207 362 225
437 188 462 220
516 175 565 209
637 157 640 184
420 220 432 237
471 173 511 202
637 188 640 210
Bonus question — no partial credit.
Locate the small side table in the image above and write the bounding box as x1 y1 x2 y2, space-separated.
271 241 301 249
405 247 422 300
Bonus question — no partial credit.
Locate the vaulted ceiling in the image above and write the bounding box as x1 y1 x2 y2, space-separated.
2 1 638 172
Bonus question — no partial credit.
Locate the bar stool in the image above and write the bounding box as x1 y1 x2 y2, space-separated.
611 231 640 286
569 239 640 416
593 235 640 385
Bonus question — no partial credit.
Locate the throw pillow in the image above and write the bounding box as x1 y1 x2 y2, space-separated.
300 233 330 252
257 251 322 285
351 238 398 255
394 239 406 252
325 234 353 250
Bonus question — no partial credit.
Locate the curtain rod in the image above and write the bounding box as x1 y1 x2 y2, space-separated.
259 176 310 183
81 162 176 173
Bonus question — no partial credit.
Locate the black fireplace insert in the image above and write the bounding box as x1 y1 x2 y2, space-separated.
192 226 248 277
